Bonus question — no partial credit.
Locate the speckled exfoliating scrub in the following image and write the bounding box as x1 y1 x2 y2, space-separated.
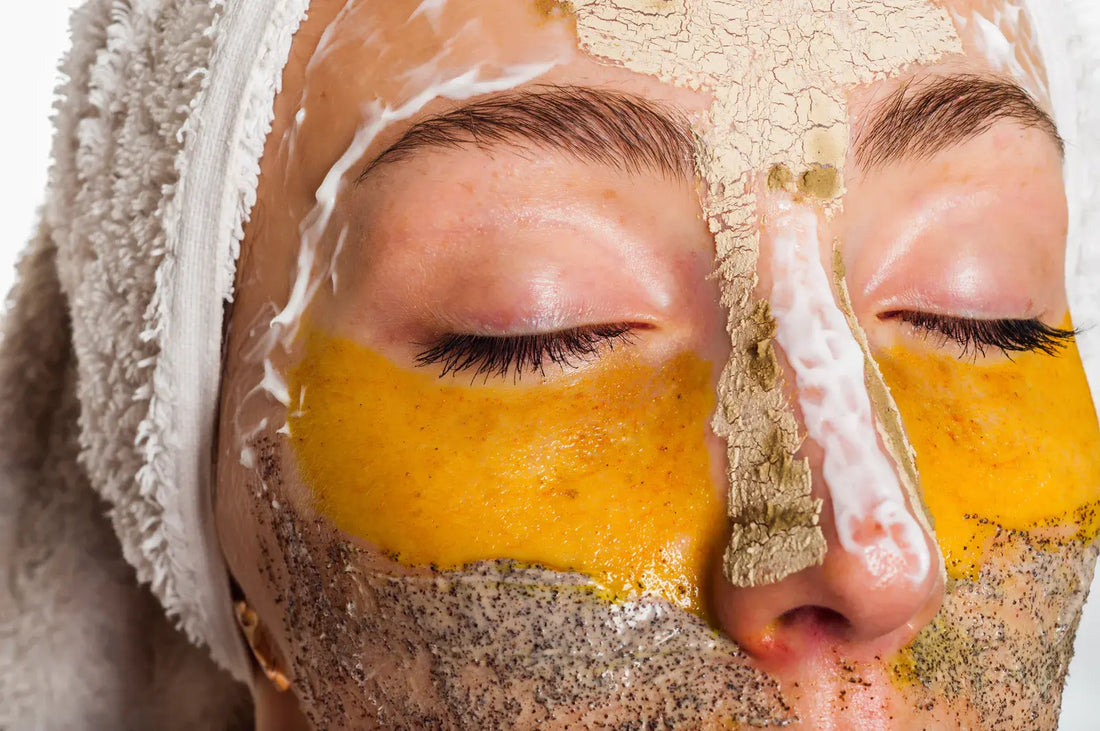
251 438 795 729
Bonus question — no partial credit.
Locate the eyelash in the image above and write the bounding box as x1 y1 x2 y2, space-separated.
415 312 1073 381
414 324 637 380
884 311 1077 358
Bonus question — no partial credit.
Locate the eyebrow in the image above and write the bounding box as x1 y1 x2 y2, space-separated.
357 85 696 183
855 73 1063 170
360 75 1062 184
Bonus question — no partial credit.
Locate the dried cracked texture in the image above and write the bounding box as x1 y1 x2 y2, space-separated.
250 438 795 730
831 247 936 539
568 0 960 586
896 530 1099 729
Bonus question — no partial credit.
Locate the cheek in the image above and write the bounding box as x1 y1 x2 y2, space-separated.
875 324 1100 581
286 330 726 615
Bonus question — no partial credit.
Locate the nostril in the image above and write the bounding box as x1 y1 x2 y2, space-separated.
710 528 945 667
746 606 853 665
778 605 851 642
778 606 844 637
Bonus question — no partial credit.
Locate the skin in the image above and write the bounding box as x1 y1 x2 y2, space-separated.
214 0 1100 728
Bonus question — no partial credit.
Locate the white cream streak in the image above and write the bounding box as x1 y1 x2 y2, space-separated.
952 3 1049 102
410 0 449 28
954 8 1026 81
236 60 559 468
766 197 931 586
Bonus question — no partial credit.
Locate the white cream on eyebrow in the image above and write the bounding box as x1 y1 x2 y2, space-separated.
766 195 931 585
951 2 1050 102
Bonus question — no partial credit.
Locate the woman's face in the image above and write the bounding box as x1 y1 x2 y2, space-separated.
216 0 1100 727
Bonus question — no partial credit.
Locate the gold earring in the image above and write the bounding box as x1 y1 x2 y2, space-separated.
234 600 292 692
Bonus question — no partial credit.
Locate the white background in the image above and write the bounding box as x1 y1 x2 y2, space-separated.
1 2 1095 727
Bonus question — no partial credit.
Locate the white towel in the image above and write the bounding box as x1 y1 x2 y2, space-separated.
0 0 307 726
1 1 1098 728
1033 0 1100 382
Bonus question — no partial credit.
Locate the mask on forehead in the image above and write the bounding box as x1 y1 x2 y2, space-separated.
214 1 1100 728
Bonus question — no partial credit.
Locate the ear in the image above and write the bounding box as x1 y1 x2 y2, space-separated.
234 599 292 692
234 597 312 730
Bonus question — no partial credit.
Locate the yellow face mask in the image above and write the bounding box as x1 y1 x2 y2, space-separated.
288 314 1100 600
876 322 1100 581
288 329 725 615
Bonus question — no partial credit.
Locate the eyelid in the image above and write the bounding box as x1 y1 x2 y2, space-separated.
414 323 641 382
881 311 1076 358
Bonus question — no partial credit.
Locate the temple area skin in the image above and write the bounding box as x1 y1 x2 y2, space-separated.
213 0 1100 727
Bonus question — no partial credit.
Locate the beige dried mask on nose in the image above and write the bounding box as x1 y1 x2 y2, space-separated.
568 0 959 586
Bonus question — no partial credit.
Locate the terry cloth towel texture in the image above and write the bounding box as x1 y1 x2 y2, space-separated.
0 0 308 727
1 1 1099 729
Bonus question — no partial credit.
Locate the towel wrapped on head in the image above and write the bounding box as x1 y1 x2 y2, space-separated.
0 0 308 726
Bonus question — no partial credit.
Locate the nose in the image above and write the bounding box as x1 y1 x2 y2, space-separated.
711 458 944 667
709 195 943 669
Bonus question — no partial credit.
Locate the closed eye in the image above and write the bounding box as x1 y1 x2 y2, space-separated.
414 323 638 382
881 311 1076 358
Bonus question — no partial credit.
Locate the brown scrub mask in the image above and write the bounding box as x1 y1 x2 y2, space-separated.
215 0 1100 728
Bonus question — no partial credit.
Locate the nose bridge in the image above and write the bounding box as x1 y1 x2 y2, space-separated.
711 194 944 663
764 196 933 586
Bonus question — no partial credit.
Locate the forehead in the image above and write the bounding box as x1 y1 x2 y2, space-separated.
307 0 1036 73
260 0 1067 339
287 0 1054 196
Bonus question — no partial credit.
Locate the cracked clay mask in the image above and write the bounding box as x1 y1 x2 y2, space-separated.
214 0 1100 728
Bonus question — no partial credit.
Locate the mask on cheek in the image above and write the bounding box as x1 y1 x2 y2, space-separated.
878 326 1100 581
287 328 726 615
882 328 1100 717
